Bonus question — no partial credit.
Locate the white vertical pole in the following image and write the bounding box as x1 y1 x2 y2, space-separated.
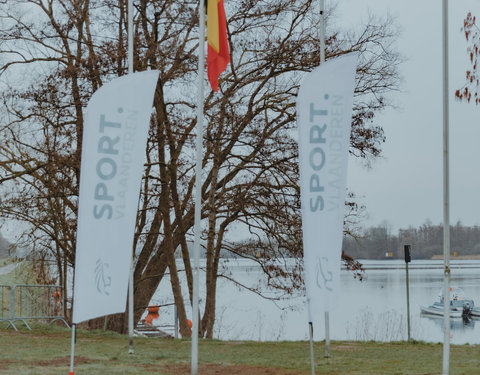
69 324 76 375
127 0 135 356
319 0 330 360
192 1 205 374
307 304 316 375
442 0 451 374
319 0 326 64
128 262 134 354
324 311 330 358
128 0 133 76
308 322 315 375
405 261 411 341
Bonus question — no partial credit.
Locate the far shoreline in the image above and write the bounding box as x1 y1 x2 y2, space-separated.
431 254 480 260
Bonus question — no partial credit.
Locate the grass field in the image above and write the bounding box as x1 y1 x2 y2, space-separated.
0 323 478 374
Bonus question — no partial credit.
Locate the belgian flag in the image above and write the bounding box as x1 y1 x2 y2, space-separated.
207 0 230 91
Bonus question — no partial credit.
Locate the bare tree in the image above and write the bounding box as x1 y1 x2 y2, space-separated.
0 0 401 337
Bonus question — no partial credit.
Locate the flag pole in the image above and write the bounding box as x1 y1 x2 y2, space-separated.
128 261 134 354
68 324 76 375
128 0 133 78
192 0 205 374
69 250 76 374
127 0 135 356
307 305 315 375
319 0 326 64
305 1 328 370
442 0 451 374
319 0 330 360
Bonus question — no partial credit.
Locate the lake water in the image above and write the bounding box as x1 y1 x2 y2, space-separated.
150 259 480 344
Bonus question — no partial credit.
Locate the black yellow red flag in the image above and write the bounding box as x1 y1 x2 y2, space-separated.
207 0 230 91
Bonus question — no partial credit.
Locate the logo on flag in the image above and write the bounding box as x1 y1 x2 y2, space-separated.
95 259 111 296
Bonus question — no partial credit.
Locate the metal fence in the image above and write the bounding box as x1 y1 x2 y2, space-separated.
0 285 10 321
0 284 69 331
136 302 178 338
155 303 178 338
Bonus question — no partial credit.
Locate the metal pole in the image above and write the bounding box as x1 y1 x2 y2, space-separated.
319 1 329 360
68 255 76 374
68 324 76 375
128 263 134 354
127 0 135 356
406 262 411 341
324 312 330 358
128 0 133 76
319 0 326 64
192 1 205 374
309 322 315 375
442 0 451 374
8 286 14 320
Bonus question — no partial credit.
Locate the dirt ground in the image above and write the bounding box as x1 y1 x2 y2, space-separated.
160 363 303 375
0 355 303 374
0 356 94 371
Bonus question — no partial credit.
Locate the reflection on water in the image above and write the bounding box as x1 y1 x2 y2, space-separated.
422 313 477 331
152 259 480 344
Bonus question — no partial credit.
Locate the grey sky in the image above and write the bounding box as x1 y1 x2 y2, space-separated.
1 0 477 242
338 0 480 231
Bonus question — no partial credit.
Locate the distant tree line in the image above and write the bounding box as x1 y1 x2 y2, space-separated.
343 221 480 259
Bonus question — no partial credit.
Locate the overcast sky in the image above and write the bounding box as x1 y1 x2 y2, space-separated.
336 0 480 232
1 1 477 242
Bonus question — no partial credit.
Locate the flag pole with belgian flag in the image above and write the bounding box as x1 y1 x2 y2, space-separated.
192 1 229 374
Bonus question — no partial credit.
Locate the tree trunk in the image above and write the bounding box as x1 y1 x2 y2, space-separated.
201 148 221 338
203 220 229 338
133 249 169 326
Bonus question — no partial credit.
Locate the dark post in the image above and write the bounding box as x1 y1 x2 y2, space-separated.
404 245 411 341
404 244 411 263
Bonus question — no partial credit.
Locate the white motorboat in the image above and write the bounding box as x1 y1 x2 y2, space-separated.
420 287 474 319
421 305 464 318
470 307 480 318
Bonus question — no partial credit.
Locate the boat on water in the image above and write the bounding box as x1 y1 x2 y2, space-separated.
470 306 480 318
421 287 475 318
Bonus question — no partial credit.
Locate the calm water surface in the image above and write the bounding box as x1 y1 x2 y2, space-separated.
151 259 480 344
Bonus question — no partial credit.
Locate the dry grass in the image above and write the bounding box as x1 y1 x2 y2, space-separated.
0 324 479 374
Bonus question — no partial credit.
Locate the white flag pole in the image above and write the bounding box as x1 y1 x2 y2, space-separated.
442 0 450 374
308 306 315 375
192 0 205 374
319 0 326 64
128 261 134 354
319 0 330 361
69 239 76 374
305 1 328 370
69 324 76 375
127 0 135 355
128 0 133 78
